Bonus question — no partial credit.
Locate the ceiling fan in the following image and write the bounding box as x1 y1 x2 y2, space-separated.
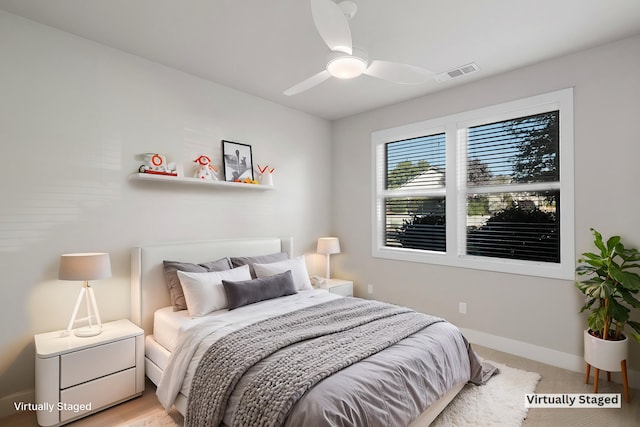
283 0 433 96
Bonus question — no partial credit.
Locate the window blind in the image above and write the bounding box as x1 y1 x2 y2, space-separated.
383 133 446 252
465 111 560 263
385 133 446 190
467 111 559 186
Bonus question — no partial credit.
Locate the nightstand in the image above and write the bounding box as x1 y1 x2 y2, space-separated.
316 278 353 297
34 319 144 426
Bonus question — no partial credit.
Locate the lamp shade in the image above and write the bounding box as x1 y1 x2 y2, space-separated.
317 237 341 255
59 253 112 281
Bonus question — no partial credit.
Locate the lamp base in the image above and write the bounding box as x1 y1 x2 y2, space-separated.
74 326 102 337
325 253 331 280
66 283 103 338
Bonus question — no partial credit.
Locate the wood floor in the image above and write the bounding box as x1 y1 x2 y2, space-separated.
1 345 638 426
0 382 183 427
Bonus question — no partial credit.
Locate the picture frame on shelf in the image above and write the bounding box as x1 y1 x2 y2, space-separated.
222 140 254 182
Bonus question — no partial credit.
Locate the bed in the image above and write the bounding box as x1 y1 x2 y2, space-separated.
131 237 491 426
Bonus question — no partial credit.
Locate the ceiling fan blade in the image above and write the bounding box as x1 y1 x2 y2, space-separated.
310 0 352 54
364 60 433 85
283 70 332 96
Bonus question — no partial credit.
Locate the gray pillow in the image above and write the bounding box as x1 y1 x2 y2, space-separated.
230 252 289 278
222 270 296 310
163 258 232 311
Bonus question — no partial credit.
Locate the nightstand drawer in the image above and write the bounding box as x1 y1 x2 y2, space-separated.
60 367 136 422
60 337 135 388
328 283 353 297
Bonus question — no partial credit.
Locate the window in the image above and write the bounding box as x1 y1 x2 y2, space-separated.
372 89 574 279
385 133 446 252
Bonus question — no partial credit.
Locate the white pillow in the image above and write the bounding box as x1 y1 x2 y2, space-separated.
253 255 312 291
177 264 251 317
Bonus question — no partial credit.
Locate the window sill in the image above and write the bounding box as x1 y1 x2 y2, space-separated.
372 246 573 280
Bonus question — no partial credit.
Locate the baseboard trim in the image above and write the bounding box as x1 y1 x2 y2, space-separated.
460 327 640 390
0 389 35 419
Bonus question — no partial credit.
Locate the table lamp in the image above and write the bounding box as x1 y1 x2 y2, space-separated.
317 237 341 279
58 252 111 337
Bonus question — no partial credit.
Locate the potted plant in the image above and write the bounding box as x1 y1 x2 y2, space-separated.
575 228 640 400
576 228 640 342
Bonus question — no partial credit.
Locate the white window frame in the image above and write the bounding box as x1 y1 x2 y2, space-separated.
371 88 574 279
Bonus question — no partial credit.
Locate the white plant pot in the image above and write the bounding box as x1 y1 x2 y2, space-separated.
584 329 628 372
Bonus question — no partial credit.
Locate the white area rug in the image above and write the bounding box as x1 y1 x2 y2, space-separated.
432 361 541 427
125 361 540 427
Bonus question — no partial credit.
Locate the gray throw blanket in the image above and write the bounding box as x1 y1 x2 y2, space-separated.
185 297 446 427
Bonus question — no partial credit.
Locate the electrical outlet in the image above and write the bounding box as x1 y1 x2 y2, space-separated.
459 302 467 314
367 284 374 294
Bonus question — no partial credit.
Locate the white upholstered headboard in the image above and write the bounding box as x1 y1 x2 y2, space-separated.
130 237 293 336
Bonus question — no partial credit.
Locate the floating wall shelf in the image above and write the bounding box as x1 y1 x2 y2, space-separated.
128 173 274 191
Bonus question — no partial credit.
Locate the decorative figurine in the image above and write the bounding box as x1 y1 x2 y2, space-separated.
193 155 219 180
139 153 177 176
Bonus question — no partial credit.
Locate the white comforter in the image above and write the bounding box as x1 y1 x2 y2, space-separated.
156 289 341 410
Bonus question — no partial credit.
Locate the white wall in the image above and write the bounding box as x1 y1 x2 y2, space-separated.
332 35 640 381
0 11 332 414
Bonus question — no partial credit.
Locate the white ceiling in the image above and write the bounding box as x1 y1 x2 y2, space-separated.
2 0 640 120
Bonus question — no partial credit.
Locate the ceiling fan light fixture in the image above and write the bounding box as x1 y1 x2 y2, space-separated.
287 2 434 95
327 56 366 79
326 49 368 79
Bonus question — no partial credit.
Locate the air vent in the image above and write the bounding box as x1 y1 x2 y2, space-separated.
434 63 479 83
